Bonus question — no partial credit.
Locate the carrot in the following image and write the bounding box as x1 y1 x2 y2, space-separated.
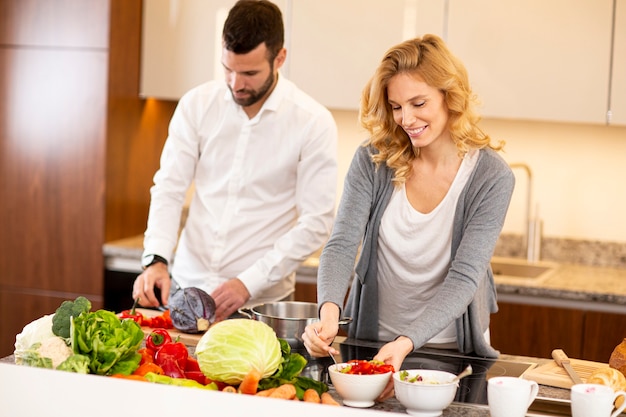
269 383 297 400
110 373 148 382
303 388 321 403
222 385 237 393
238 369 262 395
255 387 277 397
133 362 164 377
321 392 340 406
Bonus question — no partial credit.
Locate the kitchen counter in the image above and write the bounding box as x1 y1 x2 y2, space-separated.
104 235 626 312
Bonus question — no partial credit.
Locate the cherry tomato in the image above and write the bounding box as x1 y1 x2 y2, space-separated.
341 359 394 375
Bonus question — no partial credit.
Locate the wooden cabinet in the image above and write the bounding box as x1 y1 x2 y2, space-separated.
288 0 445 109
139 0 445 104
447 0 614 125
139 0 289 100
138 0 625 125
491 302 626 362
490 302 584 359
582 311 626 362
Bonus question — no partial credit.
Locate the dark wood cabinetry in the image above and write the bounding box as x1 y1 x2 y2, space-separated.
490 301 626 363
0 0 111 357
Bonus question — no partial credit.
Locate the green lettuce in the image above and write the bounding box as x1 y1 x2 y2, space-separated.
71 309 144 375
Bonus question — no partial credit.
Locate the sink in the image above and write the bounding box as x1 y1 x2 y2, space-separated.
490 257 558 279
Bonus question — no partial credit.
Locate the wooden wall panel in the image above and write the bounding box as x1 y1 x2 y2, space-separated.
105 0 176 242
0 0 108 356
0 48 107 292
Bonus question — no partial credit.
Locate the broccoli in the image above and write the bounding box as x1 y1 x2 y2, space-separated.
56 354 90 374
51 296 92 338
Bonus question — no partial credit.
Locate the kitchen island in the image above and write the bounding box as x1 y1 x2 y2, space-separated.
1 335 578 416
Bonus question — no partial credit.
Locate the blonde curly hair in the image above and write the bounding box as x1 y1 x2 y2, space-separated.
359 34 504 184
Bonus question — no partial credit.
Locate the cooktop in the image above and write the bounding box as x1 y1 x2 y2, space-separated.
298 337 536 407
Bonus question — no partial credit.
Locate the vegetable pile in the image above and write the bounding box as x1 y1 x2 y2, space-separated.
14 297 339 405
15 296 144 375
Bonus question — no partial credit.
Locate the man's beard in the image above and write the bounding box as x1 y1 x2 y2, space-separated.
229 70 276 107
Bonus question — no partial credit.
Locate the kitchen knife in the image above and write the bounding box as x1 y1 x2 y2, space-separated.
552 349 583 384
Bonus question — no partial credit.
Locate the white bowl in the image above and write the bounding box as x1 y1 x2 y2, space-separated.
328 363 392 408
393 369 459 416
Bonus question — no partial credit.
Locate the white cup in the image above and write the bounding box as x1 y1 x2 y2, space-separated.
571 383 626 417
488 376 539 417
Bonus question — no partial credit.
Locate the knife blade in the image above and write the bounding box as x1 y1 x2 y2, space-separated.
552 348 583 384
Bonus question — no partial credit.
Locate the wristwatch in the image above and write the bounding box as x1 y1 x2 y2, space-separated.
141 254 168 270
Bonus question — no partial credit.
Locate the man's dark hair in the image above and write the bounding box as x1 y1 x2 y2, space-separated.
223 0 284 61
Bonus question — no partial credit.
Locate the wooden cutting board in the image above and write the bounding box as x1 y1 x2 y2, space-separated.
136 308 206 346
523 357 610 388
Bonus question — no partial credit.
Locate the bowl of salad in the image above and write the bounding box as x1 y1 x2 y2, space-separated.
393 369 459 416
328 359 394 408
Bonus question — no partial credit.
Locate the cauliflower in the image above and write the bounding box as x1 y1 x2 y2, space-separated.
16 336 73 369
37 336 74 368
14 314 55 362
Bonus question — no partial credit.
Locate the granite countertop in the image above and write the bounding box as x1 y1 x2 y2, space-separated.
104 235 626 309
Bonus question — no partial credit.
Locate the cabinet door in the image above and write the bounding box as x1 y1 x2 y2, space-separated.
490 302 584 359
447 0 614 124
583 311 626 363
610 0 626 125
288 0 446 110
139 0 288 100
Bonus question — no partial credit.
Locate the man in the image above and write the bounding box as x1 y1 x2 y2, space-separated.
133 0 337 322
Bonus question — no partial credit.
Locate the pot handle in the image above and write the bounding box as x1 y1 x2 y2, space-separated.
237 307 254 320
338 317 353 326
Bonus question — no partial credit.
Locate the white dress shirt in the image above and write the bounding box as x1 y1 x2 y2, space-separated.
143 75 338 305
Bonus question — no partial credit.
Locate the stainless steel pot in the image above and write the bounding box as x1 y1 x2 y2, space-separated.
238 301 351 348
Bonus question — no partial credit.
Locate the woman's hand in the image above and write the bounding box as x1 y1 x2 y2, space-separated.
373 336 414 401
302 302 340 357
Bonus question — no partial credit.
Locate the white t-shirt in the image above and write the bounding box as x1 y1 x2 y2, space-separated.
377 149 479 345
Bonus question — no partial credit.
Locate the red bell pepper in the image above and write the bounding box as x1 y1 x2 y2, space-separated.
145 329 172 352
119 309 144 325
155 341 188 369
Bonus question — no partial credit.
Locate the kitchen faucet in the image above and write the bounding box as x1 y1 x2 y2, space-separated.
508 163 541 262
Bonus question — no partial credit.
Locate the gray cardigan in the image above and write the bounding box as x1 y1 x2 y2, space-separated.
317 144 515 358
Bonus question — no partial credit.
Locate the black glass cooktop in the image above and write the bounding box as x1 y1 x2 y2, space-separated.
301 337 536 407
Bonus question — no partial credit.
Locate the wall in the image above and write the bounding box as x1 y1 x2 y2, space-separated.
331 110 626 245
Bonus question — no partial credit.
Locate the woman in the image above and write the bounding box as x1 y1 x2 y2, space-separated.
302 34 515 399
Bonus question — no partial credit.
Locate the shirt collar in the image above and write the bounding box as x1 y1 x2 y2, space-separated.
222 71 286 117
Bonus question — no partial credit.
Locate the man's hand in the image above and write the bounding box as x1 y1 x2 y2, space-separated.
211 278 251 322
132 263 171 307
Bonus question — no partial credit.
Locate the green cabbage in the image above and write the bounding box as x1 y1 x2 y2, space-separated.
195 319 282 385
